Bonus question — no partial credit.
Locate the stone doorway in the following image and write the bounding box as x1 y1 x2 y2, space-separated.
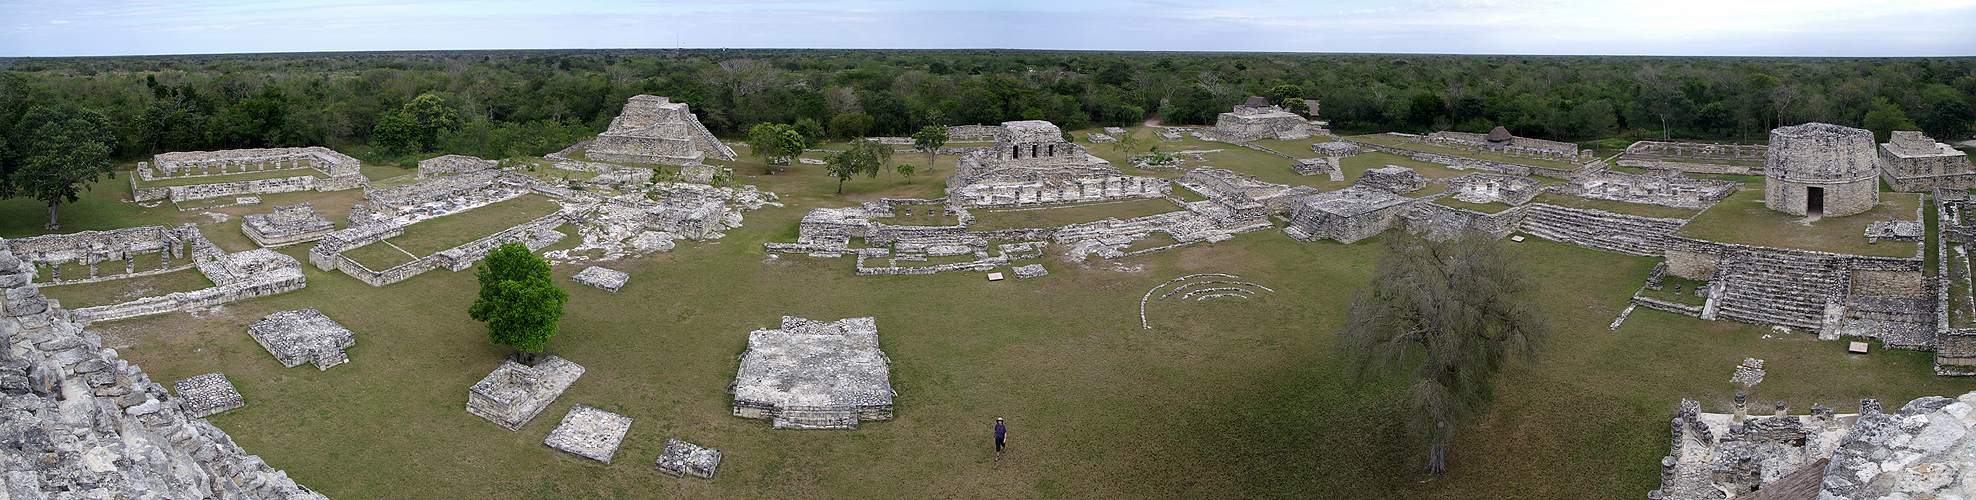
1807 186 1824 217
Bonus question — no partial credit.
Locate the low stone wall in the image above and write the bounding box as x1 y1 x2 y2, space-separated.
309 223 406 271
1631 295 1705 317
1616 158 1761 176
6 225 194 283
332 212 568 287
1344 139 1581 180
333 253 447 288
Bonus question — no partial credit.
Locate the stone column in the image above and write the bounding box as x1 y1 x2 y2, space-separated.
1733 392 1747 422
126 255 135 274
1774 401 1787 417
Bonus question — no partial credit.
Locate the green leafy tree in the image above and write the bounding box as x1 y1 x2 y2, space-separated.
793 118 827 148
1336 232 1548 476
746 123 807 174
468 242 569 356
1634 90 1694 141
911 124 948 174
1863 97 1921 143
1919 84 1973 142
5 106 117 230
825 138 891 193
371 111 423 155
1265 84 1304 109
829 113 875 140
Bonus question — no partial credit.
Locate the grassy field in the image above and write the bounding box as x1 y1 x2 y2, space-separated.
1676 188 1921 258
7 150 1973 500
38 268 214 309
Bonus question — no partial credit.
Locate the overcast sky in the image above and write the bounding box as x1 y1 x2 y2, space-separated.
1 0 1971 57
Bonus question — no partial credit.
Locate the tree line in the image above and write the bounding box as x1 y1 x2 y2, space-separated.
1 50 1971 173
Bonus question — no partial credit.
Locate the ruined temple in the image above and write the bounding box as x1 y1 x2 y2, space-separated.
945 120 1167 208
1765 123 1880 217
584 95 735 166
1210 96 1312 141
1879 130 1976 192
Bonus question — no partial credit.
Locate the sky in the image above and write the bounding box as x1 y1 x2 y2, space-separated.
1 0 1972 58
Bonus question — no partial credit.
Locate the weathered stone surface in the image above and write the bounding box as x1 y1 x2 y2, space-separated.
246 308 355 370
1445 172 1541 206
468 356 585 431
1651 391 1976 500
584 95 735 166
654 439 722 479
1209 97 1311 141
1765 122 1880 217
1354 165 1427 194
570 266 630 293
416 154 498 179
543 404 632 464
946 120 1167 209
731 316 895 429
172 373 244 418
1283 186 1417 244
1012 264 1048 279
241 202 337 247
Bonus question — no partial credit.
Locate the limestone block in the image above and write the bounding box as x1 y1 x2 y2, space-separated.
245 308 355 370
543 404 631 464
654 439 722 479
172 373 244 418
1012 264 1048 279
731 316 895 430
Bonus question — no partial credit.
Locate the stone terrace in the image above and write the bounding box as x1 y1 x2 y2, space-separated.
468 356 585 431
246 308 356 370
730 316 895 429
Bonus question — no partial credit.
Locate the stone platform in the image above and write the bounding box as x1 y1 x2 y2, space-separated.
571 266 630 293
246 308 355 370
730 316 896 429
544 404 632 464
172 372 245 418
468 356 586 431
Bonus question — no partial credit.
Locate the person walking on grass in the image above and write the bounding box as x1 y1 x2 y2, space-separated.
994 417 1009 462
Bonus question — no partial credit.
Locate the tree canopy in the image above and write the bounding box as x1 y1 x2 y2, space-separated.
826 138 891 193
468 242 569 354
746 122 808 174
911 124 948 173
1 105 118 229
1336 232 1548 475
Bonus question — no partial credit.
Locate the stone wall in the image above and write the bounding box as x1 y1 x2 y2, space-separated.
309 222 405 271
1403 201 1529 240
6 225 195 284
416 154 497 179
137 147 366 203
0 244 330 499
1342 139 1580 180
1879 131 1976 192
365 169 533 218
1558 171 1738 210
1282 187 1419 244
1765 123 1880 217
1613 158 1761 176
946 124 1001 141
1623 140 1767 163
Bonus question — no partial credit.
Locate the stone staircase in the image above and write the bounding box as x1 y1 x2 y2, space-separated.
770 406 861 430
1517 203 1686 256
1710 250 1838 330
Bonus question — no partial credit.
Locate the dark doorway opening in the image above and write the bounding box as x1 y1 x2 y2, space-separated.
1807 186 1824 216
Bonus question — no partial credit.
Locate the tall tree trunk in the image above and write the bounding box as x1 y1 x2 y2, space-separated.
1428 438 1447 476
45 199 60 230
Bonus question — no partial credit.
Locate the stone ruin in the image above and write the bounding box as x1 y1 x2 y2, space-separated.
1444 172 1541 206
946 120 1168 209
365 168 535 220
1086 132 1117 143
66 234 310 325
0 239 330 499
570 266 629 292
1354 165 1429 194
1766 122 1880 217
173 372 245 418
133 146 366 204
245 308 356 371
5 225 195 285
584 95 736 166
543 404 632 464
242 202 337 247
945 124 1002 142
1312 141 1363 158
542 183 779 265
1619 140 1768 176
1558 171 1738 210
1880 130 1976 192
1209 96 1312 141
1179 167 1320 217
1866 216 1924 243
655 439 722 479
1651 392 1976 500
467 355 585 431
1427 127 1587 161
730 316 895 429
1932 189 1976 376
1013 263 1049 279
1282 186 1417 244
416 154 497 179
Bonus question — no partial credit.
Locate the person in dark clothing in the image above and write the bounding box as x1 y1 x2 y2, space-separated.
994 417 1008 461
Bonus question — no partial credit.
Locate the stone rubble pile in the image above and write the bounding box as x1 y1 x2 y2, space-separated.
242 202 337 248
654 439 722 479
467 356 585 431
1651 392 1976 500
172 373 245 418
542 404 632 464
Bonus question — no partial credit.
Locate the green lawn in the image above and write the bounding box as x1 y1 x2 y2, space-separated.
382 195 565 256
37 268 214 309
19 147 1973 500
1675 188 1921 258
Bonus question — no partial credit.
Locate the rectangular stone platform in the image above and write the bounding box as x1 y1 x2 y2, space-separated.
173 373 245 418
468 356 585 431
655 439 722 479
570 266 630 293
543 404 631 464
245 308 354 370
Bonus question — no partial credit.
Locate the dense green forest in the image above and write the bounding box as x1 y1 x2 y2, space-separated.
1 50 1972 169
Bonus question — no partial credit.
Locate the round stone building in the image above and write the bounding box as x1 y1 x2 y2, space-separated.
1764 122 1879 217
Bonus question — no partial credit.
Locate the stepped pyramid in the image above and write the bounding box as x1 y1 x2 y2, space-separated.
585 95 736 166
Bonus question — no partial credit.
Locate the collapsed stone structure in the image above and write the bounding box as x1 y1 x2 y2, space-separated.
467 355 585 431
1444 172 1541 206
305 170 578 287
570 266 629 292
416 154 497 179
1880 130 1976 192
1353 165 1428 194
66 235 309 325
1651 393 1976 500
245 308 356 371
1618 140 1768 176
655 439 722 479
945 124 1001 142
1283 186 1417 244
730 316 895 429
543 404 631 464
0 240 330 499
241 202 337 247
584 95 735 166
1932 189 1976 375
542 183 777 265
1765 123 1881 217
1209 96 1312 141
946 120 1168 208
365 168 536 220
1427 127 1587 162
1559 171 1739 210
133 147 365 203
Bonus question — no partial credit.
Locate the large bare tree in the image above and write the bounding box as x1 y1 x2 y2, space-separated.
1336 231 1548 476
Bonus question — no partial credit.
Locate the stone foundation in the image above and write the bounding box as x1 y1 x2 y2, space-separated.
242 202 337 247
730 316 895 429
571 266 629 292
543 404 631 464
655 439 722 479
246 308 355 370
468 356 585 431
172 373 245 418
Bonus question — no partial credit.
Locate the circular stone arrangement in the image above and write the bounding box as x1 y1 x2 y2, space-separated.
1763 122 1880 217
